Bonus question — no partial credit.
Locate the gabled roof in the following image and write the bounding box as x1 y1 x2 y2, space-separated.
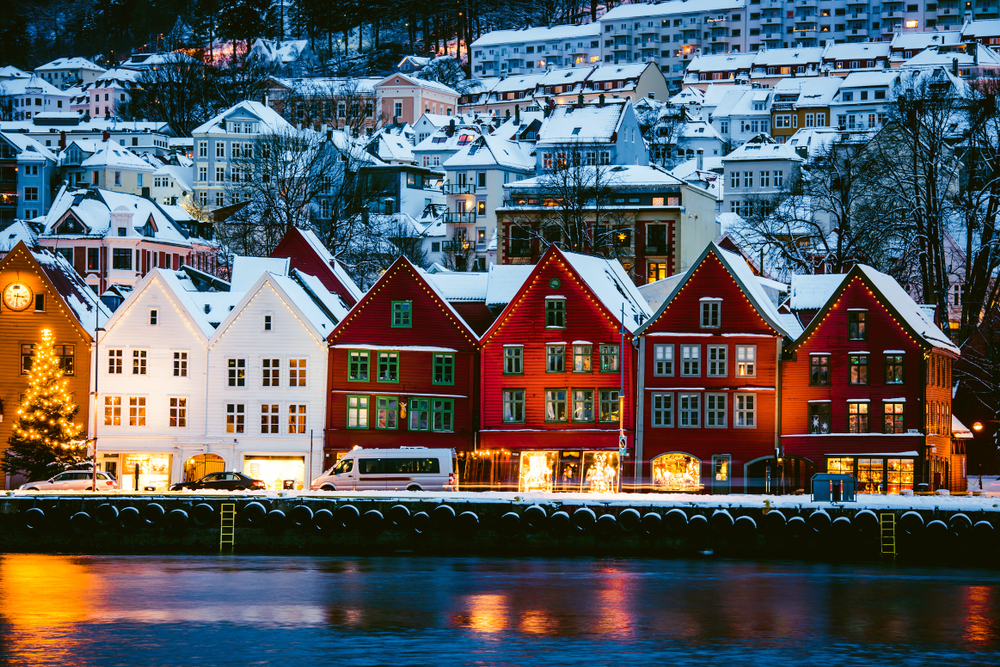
422 270 490 301
788 264 960 354
295 227 365 303
890 30 962 52
0 220 39 251
471 23 599 48
376 72 460 97
36 57 104 72
41 186 191 246
636 243 794 339
192 100 293 135
537 99 631 144
80 141 155 171
484 264 534 309
443 135 534 170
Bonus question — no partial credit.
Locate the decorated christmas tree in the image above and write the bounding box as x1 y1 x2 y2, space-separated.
1 328 87 481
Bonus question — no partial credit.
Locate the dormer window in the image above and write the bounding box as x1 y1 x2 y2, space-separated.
700 299 721 328
118 227 126 237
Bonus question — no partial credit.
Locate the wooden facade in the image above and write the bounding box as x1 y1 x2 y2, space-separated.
478 246 650 491
0 241 106 488
325 256 479 459
269 227 362 308
781 267 964 493
635 244 791 494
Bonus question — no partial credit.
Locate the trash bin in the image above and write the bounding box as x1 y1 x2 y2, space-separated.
282 479 295 490
917 482 930 493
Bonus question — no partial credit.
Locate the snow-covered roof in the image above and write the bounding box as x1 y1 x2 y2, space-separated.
41 187 191 247
32 246 111 333
701 84 751 109
270 76 380 95
670 87 705 107
153 164 194 191
192 100 293 135
413 125 484 153
80 141 155 171
587 63 650 83
0 131 57 162
752 47 824 67
821 42 890 61
890 31 962 52
0 220 38 251
377 72 459 97
560 249 652 333
602 0 743 20
686 53 756 73
443 135 534 171
771 77 842 109
119 52 200 68
0 65 29 79
537 100 629 144
953 415 974 439
902 43 1000 68
961 18 1000 38
789 274 845 310
485 264 534 309
151 267 237 337
230 256 290 292
36 57 104 72
252 39 310 64
0 74 67 97
423 270 490 301
297 228 365 302
836 70 899 89
723 137 804 163
471 23 599 48
507 164 684 191
366 133 415 164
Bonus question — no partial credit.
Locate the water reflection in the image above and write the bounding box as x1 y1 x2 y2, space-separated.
0 555 997 666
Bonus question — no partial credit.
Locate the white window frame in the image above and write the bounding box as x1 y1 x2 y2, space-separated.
735 392 756 428
707 345 727 377
680 344 700 376
653 344 673 376
651 392 674 427
705 392 727 428
736 345 756 377
679 392 701 427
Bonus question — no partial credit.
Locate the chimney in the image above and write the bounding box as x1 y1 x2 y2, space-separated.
599 93 605 106
102 129 111 142
327 129 333 142
696 149 703 171
515 104 520 124
953 57 959 76
974 44 979 66
447 118 456 136
578 93 584 105
59 131 66 151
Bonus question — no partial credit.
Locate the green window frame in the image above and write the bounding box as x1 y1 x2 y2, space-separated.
391 300 412 328
572 388 595 422
409 398 430 431
600 344 620 372
346 395 369 429
573 345 592 372
504 346 523 374
503 389 525 423
348 350 369 382
376 395 398 429
545 389 568 422
433 353 454 385
432 399 454 432
547 344 565 372
545 298 566 328
377 351 399 382
599 389 620 423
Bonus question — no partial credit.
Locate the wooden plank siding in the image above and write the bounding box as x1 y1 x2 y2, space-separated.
637 247 783 493
480 248 637 457
325 257 479 458
781 272 963 491
270 227 360 307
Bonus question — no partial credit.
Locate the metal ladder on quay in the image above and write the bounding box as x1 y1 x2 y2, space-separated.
880 512 896 558
220 503 236 552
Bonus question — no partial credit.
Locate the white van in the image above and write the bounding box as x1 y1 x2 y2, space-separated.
311 447 458 492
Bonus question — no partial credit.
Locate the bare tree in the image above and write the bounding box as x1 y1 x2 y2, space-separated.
276 77 383 136
635 99 686 168
118 54 213 136
213 53 282 108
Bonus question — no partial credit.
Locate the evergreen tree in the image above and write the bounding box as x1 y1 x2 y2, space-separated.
1 328 87 482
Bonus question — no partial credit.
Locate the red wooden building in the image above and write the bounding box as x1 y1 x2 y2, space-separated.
635 244 800 494
324 256 480 464
270 227 364 307
781 265 963 493
478 246 652 493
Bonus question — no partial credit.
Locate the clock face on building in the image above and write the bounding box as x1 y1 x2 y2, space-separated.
3 283 33 311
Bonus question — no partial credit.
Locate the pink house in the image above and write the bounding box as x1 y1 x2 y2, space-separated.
375 73 460 125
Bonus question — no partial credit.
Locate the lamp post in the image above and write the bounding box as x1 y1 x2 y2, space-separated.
91 314 105 492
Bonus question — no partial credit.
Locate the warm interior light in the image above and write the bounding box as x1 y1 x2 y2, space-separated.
973 422 984 432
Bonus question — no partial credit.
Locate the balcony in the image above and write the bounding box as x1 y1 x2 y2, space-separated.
772 102 794 111
762 0 783 8
443 183 475 195
443 211 476 224
798 0 818 7
850 27 869 35
442 239 473 253
848 11 868 19
883 10 902 17
763 16 782 23
0 191 17 207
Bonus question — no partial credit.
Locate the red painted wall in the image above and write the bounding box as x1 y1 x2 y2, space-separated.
271 227 359 307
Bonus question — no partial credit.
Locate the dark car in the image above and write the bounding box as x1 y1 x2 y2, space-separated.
170 472 266 492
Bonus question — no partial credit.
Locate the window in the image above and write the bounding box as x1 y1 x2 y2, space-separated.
503 390 525 422
132 349 146 375
263 314 272 331
108 349 123 374
378 352 398 382
173 351 187 377
743 171 753 188
391 300 412 327
87 248 99 271
104 396 122 426
112 248 132 269
169 397 186 428
262 358 280 386
349 351 369 381
651 393 674 427
848 402 869 433
848 310 867 340
600 389 620 423
546 298 566 328
504 346 523 374
53 345 74 375
377 396 399 429
547 344 566 372
258 404 280 433
288 358 306 386
736 346 756 377
573 389 595 422
573 345 592 372
680 345 700 376
600 344 619 372
198 141 207 157
226 403 245 433
701 300 720 328
849 354 869 384
706 393 726 427
810 355 830 385
433 354 454 385
730 171 740 189
409 398 430 431
288 404 307 434
24 187 37 201
884 402 905 434
545 389 568 422
149 309 158 325
707 345 727 377
885 354 904 384
653 343 675 377
735 393 755 427
679 393 700 427
809 402 831 434
128 397 146 426
227 358 246 387
347 395 368 429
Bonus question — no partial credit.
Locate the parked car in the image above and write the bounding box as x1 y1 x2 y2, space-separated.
311 447 458 492
170 472 265 491
20 471 118 491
